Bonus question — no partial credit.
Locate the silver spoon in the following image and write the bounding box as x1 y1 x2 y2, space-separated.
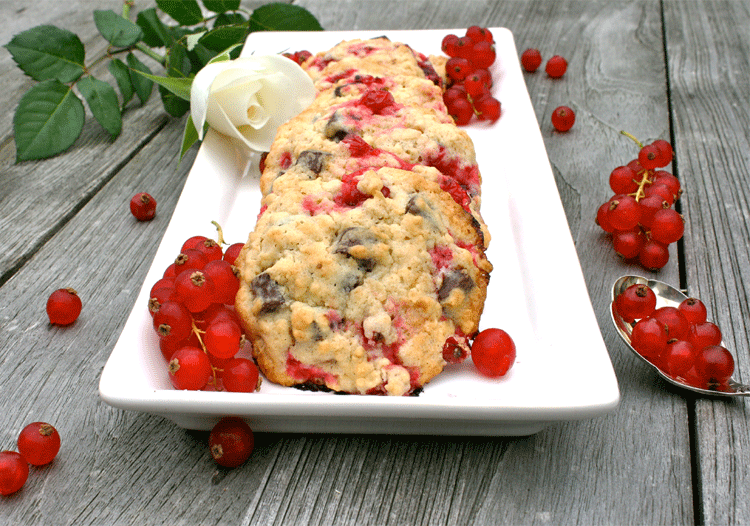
611 275 750 397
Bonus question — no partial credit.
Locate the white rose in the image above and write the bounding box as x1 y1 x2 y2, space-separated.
190 54 315 152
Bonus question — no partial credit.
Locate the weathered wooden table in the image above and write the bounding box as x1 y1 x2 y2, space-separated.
2 0 749 524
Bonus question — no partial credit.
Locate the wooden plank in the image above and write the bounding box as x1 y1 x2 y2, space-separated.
0 0 699 524
663 0 750 524
0 1 172 284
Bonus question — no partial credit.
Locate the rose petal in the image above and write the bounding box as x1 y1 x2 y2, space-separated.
190 55 315 151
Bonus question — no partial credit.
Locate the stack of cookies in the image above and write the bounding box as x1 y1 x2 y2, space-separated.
234 37 492 395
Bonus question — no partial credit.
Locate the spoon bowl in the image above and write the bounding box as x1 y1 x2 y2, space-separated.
611 275 750 397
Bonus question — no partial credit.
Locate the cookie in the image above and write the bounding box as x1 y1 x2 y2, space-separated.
235 167 491 395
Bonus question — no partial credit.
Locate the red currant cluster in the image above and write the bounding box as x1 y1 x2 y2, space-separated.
615 283 734 391
0 422 60 496
148 234 261 393
441 26 501 125
596 134 682 270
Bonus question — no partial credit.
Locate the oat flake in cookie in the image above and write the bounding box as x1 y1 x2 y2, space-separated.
234 37 492 395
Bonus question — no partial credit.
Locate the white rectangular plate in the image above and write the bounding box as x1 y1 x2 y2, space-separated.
100 28 620 435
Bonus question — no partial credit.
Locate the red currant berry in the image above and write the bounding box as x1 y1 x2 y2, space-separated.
609 166 639 194
638 143 662 170
466 25 493 44
17 422 60 466
174 248 208 274
661 340 696 379
223 243 244 266
630 317 668 361
545 55 568 78
471 328 516 377
678 297 708 325
443 84 468 105
520 48 542 72
652 306 690 341
652 171 681 200
551 105 575 132
468 41 496 69
442 33 460 57
168 346 212 390
464 73 490 99
638 195 668 229
0 451 28 496
454 36 475 60
689 321 723 350
202 259 239 305
181 235 208 252
192 238 223 262
650 208 684 245
222 358 261 393
174 270 216 313
475 96 501 122
130 192 157 221
639 239 670 270
46 288 82 325
694 345 734 386
596 202 615 233
643 183 675 207
606 194 641 231
447 97 474 126
446 57 473 82
204 319 242 360
153 300 193 344
209 417 254 468
612 229 644 259
616 283 657 321
652 139 674 167
472 68 493 89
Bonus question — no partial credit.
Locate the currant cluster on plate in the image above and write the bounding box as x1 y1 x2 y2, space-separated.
615 283 734 391
596 134 682 270
441 26 501 125
1 422 61 496
148 234 261 393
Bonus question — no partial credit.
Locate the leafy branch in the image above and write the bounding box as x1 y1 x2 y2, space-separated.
4 0 322 162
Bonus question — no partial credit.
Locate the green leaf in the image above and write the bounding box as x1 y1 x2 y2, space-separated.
180 115 200 160
4 25 85 83
77 76 122 138
159 85 190 117
203 0 240 13
108 58 134 107
94 10 143 47
156 0 204 26
136 8 173 48
131 70 192 101
13 80 85 162
166 40 193 77
126 53 153 104
207 43 242 64
214 12 246 28
199 24 248 53
248 3 323 32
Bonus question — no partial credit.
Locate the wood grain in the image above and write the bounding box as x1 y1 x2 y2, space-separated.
664 0 750 524
3 0 747 523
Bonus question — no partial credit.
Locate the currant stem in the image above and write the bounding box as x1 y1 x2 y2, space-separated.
212 220 227 245
620 130 644 149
